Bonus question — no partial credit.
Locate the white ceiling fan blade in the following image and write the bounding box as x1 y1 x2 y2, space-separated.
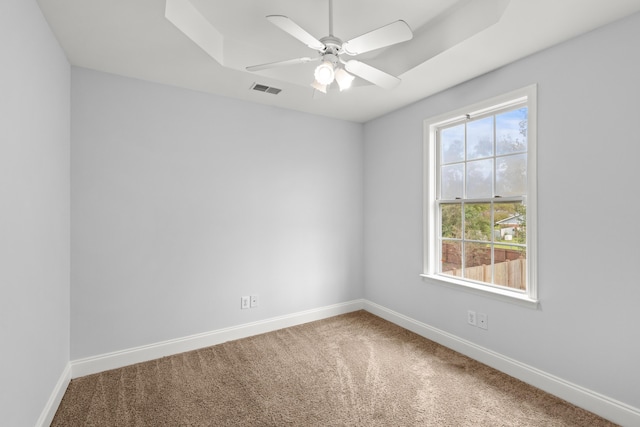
344 60 400 90
266 15 325 51
342 20 413 56
246 56 319 72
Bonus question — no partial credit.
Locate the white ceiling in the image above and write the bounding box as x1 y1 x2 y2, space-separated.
37 0 640 123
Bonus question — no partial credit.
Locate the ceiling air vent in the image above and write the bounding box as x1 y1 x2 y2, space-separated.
250 83 282 95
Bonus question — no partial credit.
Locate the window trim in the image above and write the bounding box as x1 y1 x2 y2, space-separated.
422 85 539 308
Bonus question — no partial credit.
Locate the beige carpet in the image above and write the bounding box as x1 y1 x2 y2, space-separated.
52 311 617 426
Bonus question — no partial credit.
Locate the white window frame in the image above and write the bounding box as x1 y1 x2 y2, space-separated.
422 85 538 308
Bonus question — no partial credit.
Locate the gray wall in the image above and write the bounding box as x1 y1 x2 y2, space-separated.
364 12 640 409
71 69 364 359
0 0 71 425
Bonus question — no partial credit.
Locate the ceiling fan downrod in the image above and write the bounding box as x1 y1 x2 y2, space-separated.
328 0 334 37
320 0 342 58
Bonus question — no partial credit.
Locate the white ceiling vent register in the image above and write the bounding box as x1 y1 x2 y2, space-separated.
250 83 282 95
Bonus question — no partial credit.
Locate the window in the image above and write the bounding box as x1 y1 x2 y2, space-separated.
423 86 538 306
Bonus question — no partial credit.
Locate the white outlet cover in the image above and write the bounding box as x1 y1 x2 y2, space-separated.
478 313 488 330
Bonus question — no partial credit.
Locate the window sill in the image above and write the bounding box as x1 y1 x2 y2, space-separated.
420 273 539 309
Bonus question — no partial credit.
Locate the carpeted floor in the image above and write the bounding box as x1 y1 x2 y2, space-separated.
52 311 617 426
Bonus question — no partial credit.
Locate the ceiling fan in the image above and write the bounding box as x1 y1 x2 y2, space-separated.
246 0 413 93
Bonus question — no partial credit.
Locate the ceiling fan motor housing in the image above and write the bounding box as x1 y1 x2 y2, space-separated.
320 36 343 56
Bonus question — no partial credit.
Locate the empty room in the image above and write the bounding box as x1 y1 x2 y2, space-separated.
2 0 640 425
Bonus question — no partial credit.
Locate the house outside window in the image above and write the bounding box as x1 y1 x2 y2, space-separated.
422 86 538 307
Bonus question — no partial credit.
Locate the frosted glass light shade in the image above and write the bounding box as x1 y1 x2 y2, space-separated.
311 80 327 93
314 61 335 85
335 68 355 91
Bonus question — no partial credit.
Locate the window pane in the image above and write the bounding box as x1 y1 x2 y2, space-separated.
466 159 493 199
441 164 463 199
496 108 527 155
494 202 526 245
464 242 491 284
440 125 464 164
467 117 494 160
441 204 462 239
496 154 526 197
492 245 527 290
464 203 491 241
441 241 462 277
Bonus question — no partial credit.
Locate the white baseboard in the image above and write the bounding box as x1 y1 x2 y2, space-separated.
35 362 71 427
71 299 365 378
363 300 640 427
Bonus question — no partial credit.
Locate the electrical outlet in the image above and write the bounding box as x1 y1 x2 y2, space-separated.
250 295 258 308
241 296 250 309
477 313 488 330
467 310 477 326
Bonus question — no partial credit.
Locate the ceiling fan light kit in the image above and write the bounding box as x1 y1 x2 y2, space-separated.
246 0 413 94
